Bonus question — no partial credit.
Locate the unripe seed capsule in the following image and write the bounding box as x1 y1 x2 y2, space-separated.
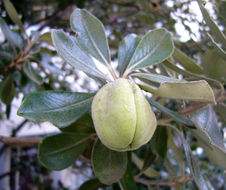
92 78 157 151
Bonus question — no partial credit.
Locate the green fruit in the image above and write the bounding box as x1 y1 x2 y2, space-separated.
91 78 157 151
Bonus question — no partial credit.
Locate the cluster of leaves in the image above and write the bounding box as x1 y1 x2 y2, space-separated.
0 0 226 189
0 0 84 120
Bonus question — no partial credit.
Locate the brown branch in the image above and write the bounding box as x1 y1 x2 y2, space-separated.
0 39 37 74
0 136 41 147
158 92 226 125
135 174 192 187
79 155 91 164
0 120 28 156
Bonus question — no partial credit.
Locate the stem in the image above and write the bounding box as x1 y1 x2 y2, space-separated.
108 65 117 80
122 69 130 79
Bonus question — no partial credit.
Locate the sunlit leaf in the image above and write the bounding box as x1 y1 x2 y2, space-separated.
132 72 184 83
91 139 127 185
70 8 111 66
17 91 95 127
202 50 226 83
208 34 226 60
51 29 108 80
38 133 90 170
136 73 216 103
125 28 174 74
118 34 141 76
173 48 204 74
163 60 222 89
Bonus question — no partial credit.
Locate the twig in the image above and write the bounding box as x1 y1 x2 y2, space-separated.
79 155 91 164
0 136 41 147
11 120 28 137
135 174 192 187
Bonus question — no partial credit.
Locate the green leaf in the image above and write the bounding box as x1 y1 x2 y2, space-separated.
0 50 12 60
132 153 159 178
118 34 141 76
17 91 95 128
61 113 95 134
190 106 226 170
169 128 210 190
191 106 225 149
51 29 107 80
208 34 226 60
119 153 138 190
163 60 222 89
181 135 209 190
0 75 15 104
70 8 111 66
173 48 204 74
202 50 226 83
125 28 174 74
91 139 127 185
38 32 53 46
197 0 226 49
0 17 23 48
3 0 24 31
167 131 184 171
38 133 90 170
132 72 184 83
136 73 216 103
23 62 43 85
148 98 194 127
214 104 226 124
142 145 156 172
153 126 168 158
79 178 105 190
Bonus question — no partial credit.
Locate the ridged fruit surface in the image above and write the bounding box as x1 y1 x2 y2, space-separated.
92 78 157 151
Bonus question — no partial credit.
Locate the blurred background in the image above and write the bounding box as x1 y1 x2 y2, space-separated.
0 0 225 189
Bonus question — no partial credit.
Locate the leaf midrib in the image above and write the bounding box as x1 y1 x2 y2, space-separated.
60 37 105 78
82 12 110 66
22 96 93 114
129 32 168 71
44 135 90 156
